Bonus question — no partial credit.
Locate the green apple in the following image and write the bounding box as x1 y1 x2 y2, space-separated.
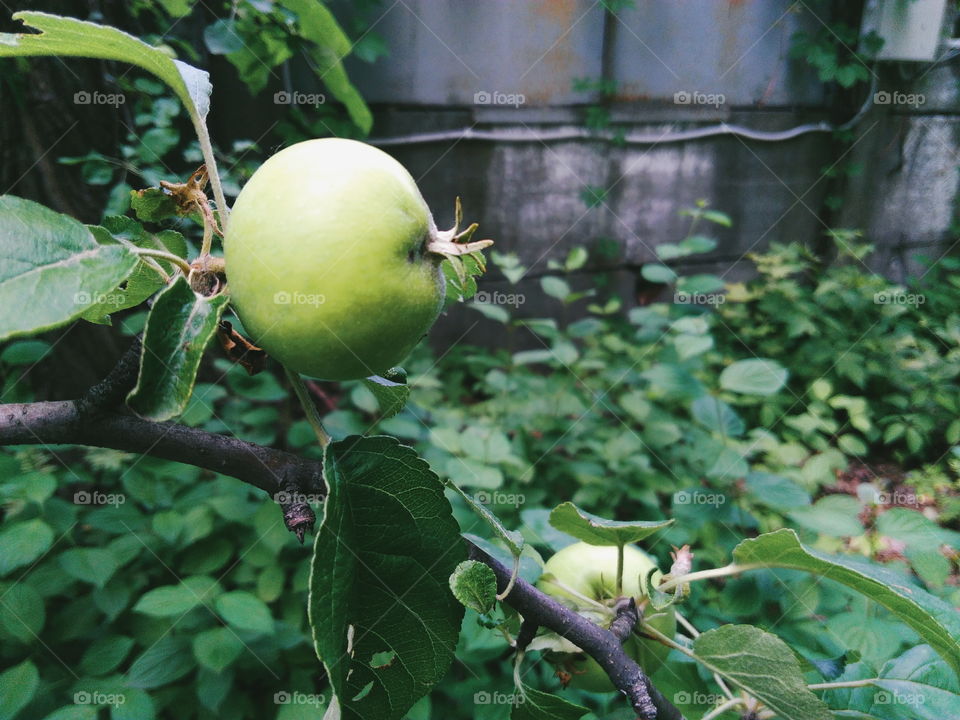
225 138 468 380
537 542 676 693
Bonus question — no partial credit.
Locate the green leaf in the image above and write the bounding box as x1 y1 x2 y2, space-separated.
58 547 118 588
0 195 139 341
0 582 45 643
82 219 186 323
278 0 373 133
193 627 244 673
733 529 960 679
129 188 188 223
448 560 497 614
690 395 744 436
720 358 788 395
362 368 410 419
126 276 228 421
447 480 524 555
0 519 54 576
0 660 38 720
308 436 465 720
125 635 195 689
692 625 831 720
512 685 588 720
548 501 673 546
215 591 274 634
541 276 571 301
870 644 960 718
641 264 677 283
0 12 212 123
133 576 220 617
79 635 135 676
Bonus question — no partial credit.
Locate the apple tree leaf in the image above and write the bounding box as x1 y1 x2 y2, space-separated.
513 685 588 720
0 12 211 123
692 624 831 720
308 436 465 720
733 529 960 679
0 195 139 341
127 276 228 422
449 560 497 614
549 501 673 546
362 367 410 418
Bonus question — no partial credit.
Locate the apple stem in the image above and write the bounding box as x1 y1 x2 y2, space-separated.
133 248 192 276
616 543 624 597
496 554 521 601
285 367 332 448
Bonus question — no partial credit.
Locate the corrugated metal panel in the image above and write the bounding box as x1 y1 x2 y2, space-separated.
344 0 605 106
345 0 822 108
609 0 823 106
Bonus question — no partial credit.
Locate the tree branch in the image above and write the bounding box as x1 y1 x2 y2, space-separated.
468 542 687 720
0 400 321 539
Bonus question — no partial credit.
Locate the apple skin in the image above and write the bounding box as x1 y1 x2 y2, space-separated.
224 138 444 381
537 542 676 693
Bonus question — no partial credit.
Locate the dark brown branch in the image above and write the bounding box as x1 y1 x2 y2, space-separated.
468 542 687 720
0 400 321 538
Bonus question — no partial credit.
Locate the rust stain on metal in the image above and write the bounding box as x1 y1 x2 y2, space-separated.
531 0 578 26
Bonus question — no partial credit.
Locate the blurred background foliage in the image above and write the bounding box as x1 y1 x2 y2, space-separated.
0 1 959 719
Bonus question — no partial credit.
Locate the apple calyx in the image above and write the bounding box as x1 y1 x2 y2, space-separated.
426 197 493 258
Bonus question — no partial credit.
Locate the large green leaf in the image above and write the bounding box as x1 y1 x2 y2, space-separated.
692 624 831 720
0 12 211 122
0 195 139 341
127 276 228 422
308 436 465 720
549 501 673 546
734 529 960 679
278 0 374 133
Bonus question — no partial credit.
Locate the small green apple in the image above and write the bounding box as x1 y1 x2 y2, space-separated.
537 542 676 693
224 138 486 381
